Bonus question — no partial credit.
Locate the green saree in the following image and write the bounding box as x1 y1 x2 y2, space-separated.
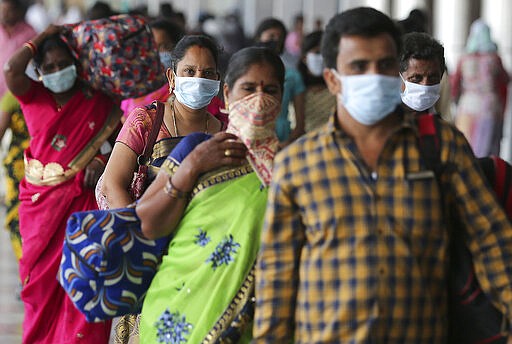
140 162 266 343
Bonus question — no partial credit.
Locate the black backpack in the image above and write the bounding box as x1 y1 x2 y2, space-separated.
417 113 511 344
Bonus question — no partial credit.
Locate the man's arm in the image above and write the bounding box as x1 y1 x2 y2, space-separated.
252 153 305 342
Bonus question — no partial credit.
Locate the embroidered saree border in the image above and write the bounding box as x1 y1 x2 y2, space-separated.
161 160 254 198
201 267 256 343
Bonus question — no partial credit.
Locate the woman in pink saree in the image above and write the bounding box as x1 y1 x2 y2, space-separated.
4 25 121 343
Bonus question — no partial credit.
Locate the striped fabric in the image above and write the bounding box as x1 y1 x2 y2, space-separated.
253 111 512 343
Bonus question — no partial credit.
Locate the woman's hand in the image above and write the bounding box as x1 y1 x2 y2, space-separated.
171 132 247 192
83 158 105 189
188 132 247 173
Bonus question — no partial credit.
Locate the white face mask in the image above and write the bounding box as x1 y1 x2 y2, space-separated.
173 74 220 110
400 75 441 112
332 70 402 125
306 52 324 77
41 65 77 94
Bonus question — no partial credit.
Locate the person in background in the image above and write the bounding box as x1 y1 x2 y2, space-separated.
314 17 324 31
452 18 510 157
0 0 36 99
399 32 445 116
397 8 430 34
284 14 304 64
120 18 185 119
0 91 29 263
137 46 284 344
396 8 452 122
254 17 305 146
297 30 335 132
253 7 512 343
85 1 115 20
4 24 122 343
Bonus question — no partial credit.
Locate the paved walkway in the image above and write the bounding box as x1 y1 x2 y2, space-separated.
0 206 23 344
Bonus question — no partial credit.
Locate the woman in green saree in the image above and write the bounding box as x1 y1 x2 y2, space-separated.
135 46 285 343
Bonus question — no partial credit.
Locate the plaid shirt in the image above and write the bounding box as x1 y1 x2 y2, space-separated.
253 112 512 343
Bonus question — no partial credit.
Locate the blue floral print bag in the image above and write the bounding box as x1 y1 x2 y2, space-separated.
58 206 170 322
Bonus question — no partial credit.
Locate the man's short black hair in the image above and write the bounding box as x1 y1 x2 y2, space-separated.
399 32 446 73
321 7 401 69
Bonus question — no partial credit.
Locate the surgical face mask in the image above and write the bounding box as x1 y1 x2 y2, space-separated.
226 92 280 186
332 70 402 125
306 52 323 76
41 65 77 94
159 51 173 69
173 74 220 110
400 75 441 112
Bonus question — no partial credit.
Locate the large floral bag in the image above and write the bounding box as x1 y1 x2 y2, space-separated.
58 206 170 322
61 14 165 99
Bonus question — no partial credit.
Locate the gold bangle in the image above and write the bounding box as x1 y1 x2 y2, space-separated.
163 178 190 199
23 41 37 56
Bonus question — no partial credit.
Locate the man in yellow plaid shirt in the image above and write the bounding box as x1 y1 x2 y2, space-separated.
253 7 512 343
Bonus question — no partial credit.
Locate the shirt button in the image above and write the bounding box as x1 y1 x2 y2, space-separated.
377 228 384 234
76 333 84 339
379 267 385 274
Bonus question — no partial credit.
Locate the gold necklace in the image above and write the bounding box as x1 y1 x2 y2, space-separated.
172 104 209 136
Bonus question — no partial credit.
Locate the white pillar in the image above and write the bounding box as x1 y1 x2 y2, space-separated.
273 0 303 32
171 0 210 31
147 0 159 17
338 0 361 12
242 0 274 38
481 0 512 72
433 0 471 72
303 0 338 32
361 0 391 15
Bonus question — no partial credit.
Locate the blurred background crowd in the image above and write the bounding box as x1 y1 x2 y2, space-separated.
5 0 511 159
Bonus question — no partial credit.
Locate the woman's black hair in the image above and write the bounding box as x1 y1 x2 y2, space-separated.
171 35 219 73
224 47 284 91
253 18 287 54
150 18 185 49
33 34 76 69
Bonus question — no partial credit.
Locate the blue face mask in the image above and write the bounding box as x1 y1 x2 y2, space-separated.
332 70 402 125
173 74 220 110
159 51 173 69
41 65 77 94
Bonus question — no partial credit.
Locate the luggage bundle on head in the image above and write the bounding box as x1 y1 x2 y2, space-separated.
417 113 511 344
61 14 166 99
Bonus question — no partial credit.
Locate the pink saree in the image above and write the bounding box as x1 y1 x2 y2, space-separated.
16 81 120 344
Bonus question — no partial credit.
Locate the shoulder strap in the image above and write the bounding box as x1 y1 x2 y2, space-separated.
491 156 512 218
416 113 443 174
137 101 165 165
